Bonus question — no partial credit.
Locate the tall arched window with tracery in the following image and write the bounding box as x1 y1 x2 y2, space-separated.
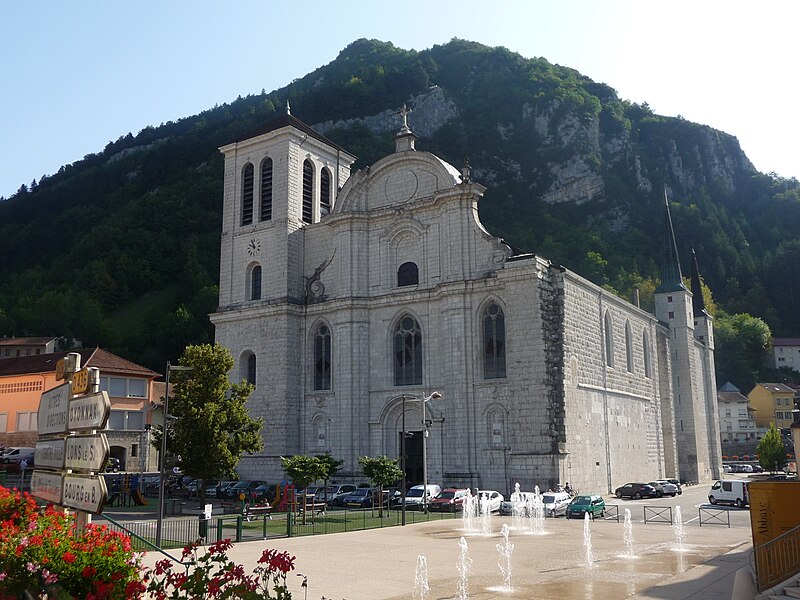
302 159 314 224
643 330 652 378
483 302 506 379
241 163 254 226
240 351 256 386
250 265 262 301
314 323 332 391
604 311 614 367
394 315 422 386
320 167 332 217
260 157 273 222
625 321 634 373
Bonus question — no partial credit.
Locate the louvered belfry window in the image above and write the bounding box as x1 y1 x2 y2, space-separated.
302 159 314 224
260 158 273 222
483 302 506 379
241 163 254 226
314 323 332 390
320 167 332 217
394 315 422 386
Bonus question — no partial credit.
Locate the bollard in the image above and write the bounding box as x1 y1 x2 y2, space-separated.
236 516 243 542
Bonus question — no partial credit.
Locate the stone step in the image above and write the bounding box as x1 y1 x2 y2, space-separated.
784 586 800 598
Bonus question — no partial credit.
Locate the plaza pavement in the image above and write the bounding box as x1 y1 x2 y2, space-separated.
141 512 756 600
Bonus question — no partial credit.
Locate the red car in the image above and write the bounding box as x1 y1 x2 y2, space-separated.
428 488 469 512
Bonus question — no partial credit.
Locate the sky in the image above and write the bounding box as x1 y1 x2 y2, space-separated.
1 1 798 200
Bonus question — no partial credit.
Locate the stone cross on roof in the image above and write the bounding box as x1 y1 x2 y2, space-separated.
398 104 412 132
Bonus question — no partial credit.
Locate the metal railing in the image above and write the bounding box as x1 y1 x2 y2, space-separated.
699 506 730 527
101 514 191 570
755 523 800 591
287 505 459 537
602 503 620 523
643 505 673 524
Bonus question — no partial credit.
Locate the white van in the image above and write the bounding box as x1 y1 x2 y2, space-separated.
1 447 35 465
542 491 572 517
403 484 442 509
708 479 750 508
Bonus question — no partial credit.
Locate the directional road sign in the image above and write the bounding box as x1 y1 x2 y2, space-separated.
37 382 71 436
62 474 108 514
65 434 109 473
34 438 66 470
31 471 64 505
68 391 111 431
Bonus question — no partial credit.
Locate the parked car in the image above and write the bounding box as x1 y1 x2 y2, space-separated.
665 478 683 493
326 484 358 507
343 487 379 508
402 484 442 510
225 480 265 500
216 481 238 498
652 480 681 496
473 490 504 513
566 495 606 519
1 447 35 465
498 491 535 516
103 457 121 473
723 464 732 473
252 483 278 503
429 488 469 512
614 482 658 499
541 491 571 517
708 479 750 508
142 476 161 497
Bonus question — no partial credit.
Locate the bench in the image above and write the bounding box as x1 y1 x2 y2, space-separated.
244 505 272 522
298 501 326 515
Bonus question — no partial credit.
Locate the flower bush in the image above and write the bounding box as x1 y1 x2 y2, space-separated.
0 486 142 599
142 539 296 599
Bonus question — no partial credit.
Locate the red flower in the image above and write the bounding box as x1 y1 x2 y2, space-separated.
63 551 76 563
83 566 97 577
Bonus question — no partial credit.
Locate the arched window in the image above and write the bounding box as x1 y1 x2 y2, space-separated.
483 302 506 379
302 159 314 224
625 321 634 373
241 352 256 386
604 311 614 367
487 409 506 446
394 315 422 386
250 265 262 301
643 331 652 378
320 167 332 217
314 323 332 390
241 163 254 226
397 262 419 287
260 158 273 222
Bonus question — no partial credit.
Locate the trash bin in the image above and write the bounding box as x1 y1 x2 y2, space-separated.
199 515 209 539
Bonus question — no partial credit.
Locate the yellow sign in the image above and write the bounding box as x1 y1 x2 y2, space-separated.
72 369 90 395
749 482 800 546
55 359 66 381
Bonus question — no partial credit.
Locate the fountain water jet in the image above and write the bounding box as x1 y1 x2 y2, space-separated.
510 482 525 530
673 505 687 552
584 512 594 567
457 537 472 600
480 493 492 535
528 492 545 535
413 555 429 600
495 523 514 592
623 508 636 558
462 489 478 533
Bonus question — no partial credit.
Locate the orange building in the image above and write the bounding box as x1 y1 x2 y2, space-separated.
0 348 161 472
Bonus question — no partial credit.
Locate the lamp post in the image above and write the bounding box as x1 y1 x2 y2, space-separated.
399 391 442 525
155 361 193 547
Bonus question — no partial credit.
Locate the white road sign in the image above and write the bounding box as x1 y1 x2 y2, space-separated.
35 439 66 470
62 474 108 514
68 391 110 431
65 434 109 472
31 471 64 504
37 382 71 436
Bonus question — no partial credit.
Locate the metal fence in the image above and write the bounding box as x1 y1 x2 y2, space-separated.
755 523 800 591
643 505 673 525
602 503 620 523
698 506 731 527
287 506 458 537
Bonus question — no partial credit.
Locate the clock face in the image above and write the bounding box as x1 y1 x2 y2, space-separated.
247 238 261 256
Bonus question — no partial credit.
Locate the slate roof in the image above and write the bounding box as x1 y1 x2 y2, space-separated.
0 336 57 346
755 382 797 394
773 338 800 347
0 348 158 378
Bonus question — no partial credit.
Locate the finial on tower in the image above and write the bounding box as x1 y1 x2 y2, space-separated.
460 158 472 184
690 248 708 316
398 104 412 133
655 188 688 293
394 103 417 152
286 100 291 115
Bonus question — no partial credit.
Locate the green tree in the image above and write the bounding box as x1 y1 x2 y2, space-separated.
167 343 264 504
757 423 788 473
358 455 403 518
281 455 329 523
315 453 344 506
714 312 772 391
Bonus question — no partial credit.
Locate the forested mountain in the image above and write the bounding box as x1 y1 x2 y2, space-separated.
2 38 799 374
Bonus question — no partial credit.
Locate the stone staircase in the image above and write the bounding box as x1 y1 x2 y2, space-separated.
767 575 800 599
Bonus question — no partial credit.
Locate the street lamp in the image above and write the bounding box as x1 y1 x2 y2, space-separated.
155 361 194 547
399 391 442 525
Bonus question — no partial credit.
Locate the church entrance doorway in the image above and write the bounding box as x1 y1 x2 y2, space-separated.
400 430 424 485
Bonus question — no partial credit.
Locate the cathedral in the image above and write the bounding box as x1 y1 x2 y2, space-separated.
210 107 722 494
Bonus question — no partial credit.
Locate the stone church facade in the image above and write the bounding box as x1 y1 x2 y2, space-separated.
210 110 722 494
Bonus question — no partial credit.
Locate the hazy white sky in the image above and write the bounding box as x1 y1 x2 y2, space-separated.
1 1 797 199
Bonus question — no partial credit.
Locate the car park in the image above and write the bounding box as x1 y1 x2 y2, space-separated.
723 464 732 473
429 488 469 512
541 491 571 516
566 495 606 519
321 484 357 506
614 482 658 499
652 480 681 496
225 480 265 500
